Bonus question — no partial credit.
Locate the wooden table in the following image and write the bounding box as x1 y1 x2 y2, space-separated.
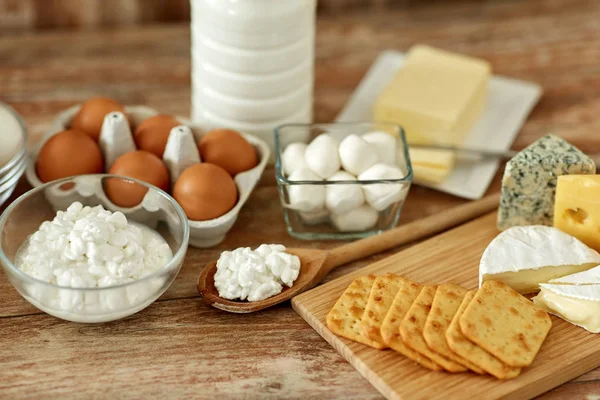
2 1 600 398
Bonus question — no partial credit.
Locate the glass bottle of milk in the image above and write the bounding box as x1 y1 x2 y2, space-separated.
190 0 316 150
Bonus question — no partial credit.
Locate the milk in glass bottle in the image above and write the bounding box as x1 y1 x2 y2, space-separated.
190 0 316 149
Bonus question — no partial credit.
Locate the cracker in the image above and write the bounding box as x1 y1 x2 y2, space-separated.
423 283 486 374
447 291 521 379
380 278 442 371
361 274 403 347
460 280 552 368
400 285 467 373
326 275 386 349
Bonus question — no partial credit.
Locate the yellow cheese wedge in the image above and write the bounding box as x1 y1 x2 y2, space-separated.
410 148 456 184
374 45 490 146
554 175 600 252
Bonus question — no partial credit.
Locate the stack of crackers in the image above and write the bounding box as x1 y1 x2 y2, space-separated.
326 275 552 379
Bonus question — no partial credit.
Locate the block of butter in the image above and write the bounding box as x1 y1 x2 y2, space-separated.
409 148 456 184
373 45 491 146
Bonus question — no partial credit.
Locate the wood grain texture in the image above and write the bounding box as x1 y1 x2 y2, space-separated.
1 0 600 397
293 213 600 400
0 0 481 32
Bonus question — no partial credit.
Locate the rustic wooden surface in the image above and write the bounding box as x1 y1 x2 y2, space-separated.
0 0 437 32
293 213 600 400
1 0 600 398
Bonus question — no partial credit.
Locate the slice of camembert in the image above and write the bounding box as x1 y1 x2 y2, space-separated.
534 267 600 333
534 265 600 332
479 225 600 294
497 135 595 231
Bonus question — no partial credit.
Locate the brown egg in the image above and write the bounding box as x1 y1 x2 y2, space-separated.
71 97 127 141
173 163 238 221
105 150 170 208
133 114 180 158
36 130 104 183
198 129 258 176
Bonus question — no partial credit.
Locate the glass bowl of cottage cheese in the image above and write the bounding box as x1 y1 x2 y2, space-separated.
0 174 190 323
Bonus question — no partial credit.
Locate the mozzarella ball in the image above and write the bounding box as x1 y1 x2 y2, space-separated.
362 131 397 166
304 134 340 179
331 205 378 232
300 209 330 226
338 134 379 175
282 142 308 176
325 171 364 214
288 167 325 212
359 163 409 211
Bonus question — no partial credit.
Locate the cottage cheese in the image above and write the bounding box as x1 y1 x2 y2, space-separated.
214 244 301 302
17 202 173 288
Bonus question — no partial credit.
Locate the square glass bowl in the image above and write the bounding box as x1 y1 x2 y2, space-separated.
274 122 412 240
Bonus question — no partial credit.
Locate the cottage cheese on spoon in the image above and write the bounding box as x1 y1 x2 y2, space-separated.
214 244 301 301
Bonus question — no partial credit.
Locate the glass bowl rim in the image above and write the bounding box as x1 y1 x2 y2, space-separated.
0 101 29 176
273 121 413 185
0 173 190 292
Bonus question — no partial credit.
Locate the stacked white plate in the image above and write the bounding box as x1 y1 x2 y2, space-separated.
190 0 316 149
0 102 28 207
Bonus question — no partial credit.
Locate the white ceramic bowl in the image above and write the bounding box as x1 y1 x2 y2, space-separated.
25 105 270 248
0 102 29 208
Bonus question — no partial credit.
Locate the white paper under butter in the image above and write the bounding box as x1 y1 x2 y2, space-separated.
479 225 600 294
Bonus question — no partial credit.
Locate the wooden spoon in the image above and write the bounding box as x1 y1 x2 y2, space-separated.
198 193 500 313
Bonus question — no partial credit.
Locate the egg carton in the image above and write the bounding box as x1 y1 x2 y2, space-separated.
25 105 270 248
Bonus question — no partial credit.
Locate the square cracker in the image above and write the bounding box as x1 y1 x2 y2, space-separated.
361 274 403 347
460 280 552 368
400 285 467 373
326 275 386 349
380 278 442 371
447 291 521 379
423 283 485 374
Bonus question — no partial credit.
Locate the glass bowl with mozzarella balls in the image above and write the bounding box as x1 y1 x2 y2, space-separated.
274 122 413 240
24 98 270 248
0 174 190 323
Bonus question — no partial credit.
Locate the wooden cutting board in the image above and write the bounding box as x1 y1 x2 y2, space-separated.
292 212 600 400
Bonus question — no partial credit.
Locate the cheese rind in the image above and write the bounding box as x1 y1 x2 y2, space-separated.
549 264 600 285
373 45 490 146
554 175 600 252
534 284 600 333
497 135 595 230
479 225 600 293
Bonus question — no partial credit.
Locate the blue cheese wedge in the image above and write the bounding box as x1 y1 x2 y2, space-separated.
497 134 595 230
479 226 600 294
534 267 600 333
